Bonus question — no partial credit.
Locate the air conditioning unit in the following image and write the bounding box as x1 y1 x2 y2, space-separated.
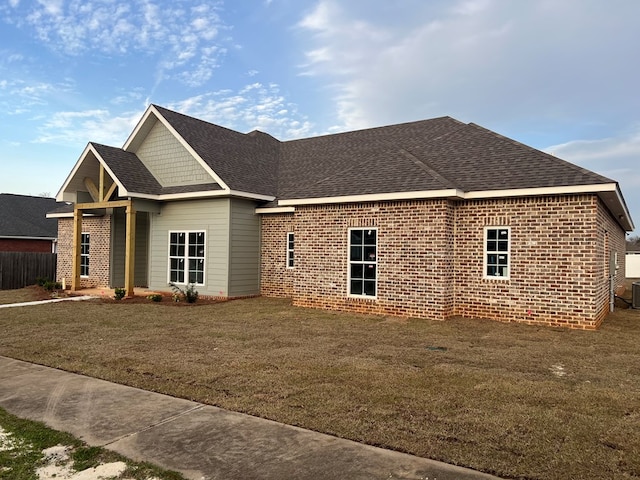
633 282 640 309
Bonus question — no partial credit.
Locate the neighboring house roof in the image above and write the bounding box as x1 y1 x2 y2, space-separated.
54 104 634 231
0 194 59 239
627 242 640 253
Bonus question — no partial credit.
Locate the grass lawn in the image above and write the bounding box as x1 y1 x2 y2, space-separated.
0 288 639 479
0 406 186 480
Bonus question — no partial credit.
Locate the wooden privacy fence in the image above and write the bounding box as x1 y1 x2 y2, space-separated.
0 252 57 290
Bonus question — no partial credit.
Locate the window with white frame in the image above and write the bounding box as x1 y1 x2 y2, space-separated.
287 232 294 268
169 231 206 285
80 233 90 277
349 228 377 297
484 227 510 279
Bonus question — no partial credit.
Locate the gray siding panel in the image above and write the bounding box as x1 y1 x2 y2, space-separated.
148 199 230 296
136 120 212 187
110 210 149 288
229 199 260 296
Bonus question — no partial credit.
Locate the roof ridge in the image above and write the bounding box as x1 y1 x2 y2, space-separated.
284 116 463 144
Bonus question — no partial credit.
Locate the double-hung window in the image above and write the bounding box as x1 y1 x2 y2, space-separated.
349 228 377 297
484 227 510 279
169 231 206 285
287 232 294 268
80 233 90 277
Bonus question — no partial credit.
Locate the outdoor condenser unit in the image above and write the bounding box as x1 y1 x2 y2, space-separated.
633 282 640 309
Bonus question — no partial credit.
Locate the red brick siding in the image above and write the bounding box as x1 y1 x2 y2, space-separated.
0 239 53 253
56 216 111 288
453 195 605 329
260 194 626 329
260 213 295 297
594 198 627 325
263 200 455 319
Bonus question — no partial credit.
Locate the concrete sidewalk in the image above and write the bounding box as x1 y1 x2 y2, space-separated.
0 356 501 480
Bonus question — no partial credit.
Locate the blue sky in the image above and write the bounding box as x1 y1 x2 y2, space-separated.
1 0 639 233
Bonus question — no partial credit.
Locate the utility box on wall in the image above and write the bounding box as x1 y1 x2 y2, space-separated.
633 282 640 309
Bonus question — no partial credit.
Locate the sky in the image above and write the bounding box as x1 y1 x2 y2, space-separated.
1 0 639 234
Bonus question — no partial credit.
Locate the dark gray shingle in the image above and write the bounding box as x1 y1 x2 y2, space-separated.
0 194 59 238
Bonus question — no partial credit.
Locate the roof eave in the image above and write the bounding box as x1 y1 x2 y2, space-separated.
277 189 463 206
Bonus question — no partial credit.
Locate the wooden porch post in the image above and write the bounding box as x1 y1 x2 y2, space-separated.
71 207 82 291
124 201 136 297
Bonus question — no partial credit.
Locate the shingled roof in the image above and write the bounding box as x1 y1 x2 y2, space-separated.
0 194 59 238
55 104 632 229
150 106 614 201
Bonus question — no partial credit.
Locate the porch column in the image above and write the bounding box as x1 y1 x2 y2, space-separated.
71 207 82 291
124 201 136 297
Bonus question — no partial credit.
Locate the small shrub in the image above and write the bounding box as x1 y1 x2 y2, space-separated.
114 288 126 301
147 294 163 302
169 282 199 303
42 280 62 291
36 276 49 287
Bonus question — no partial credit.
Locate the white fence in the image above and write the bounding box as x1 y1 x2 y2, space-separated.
626 253 640 278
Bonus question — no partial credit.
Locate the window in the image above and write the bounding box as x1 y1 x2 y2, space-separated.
287 232 294 268
80 233 90 277
484 227 510 279
169 231 206 285
349 228 377 297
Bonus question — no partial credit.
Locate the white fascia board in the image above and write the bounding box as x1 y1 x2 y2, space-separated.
277 189 463 206
463 183 618 199
46 212 74 219
145 105 231 192
124 190 275 202
55 143 93 201
122 104 155 151
227 190 275 202
255 206 296 214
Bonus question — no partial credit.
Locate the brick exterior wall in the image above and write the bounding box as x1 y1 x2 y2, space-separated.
453 195 624 329
260 194 627 329
57 216 111 288
0 238 53 253
260 213 295 297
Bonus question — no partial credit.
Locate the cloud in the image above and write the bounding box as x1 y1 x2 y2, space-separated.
4 0 229 87
296 0 640 133
166 83 314 139
545 127 640 188
34 108 145 147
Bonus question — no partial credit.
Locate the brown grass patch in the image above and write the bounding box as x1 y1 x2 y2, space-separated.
0 287 639 479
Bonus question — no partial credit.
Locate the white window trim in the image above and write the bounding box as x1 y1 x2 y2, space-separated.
286 232 295 269
80 232 90 278
167 230 207 286
348 227 378 299
483 226 511 280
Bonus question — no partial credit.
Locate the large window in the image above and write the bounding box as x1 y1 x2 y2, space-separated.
484 227 510 279
349 228 377 297
80 233 90 277
169 231 206 285
287 232 294 268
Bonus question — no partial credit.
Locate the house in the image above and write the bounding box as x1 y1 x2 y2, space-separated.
627 240 640 278
50 104 633 329
0 193 59 253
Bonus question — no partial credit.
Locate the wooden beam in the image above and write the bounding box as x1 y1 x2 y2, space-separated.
124 203 136 297
99 164 105 201
71 207 82 291
83 177 100 202
76 200 132 210
104 182 117 202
